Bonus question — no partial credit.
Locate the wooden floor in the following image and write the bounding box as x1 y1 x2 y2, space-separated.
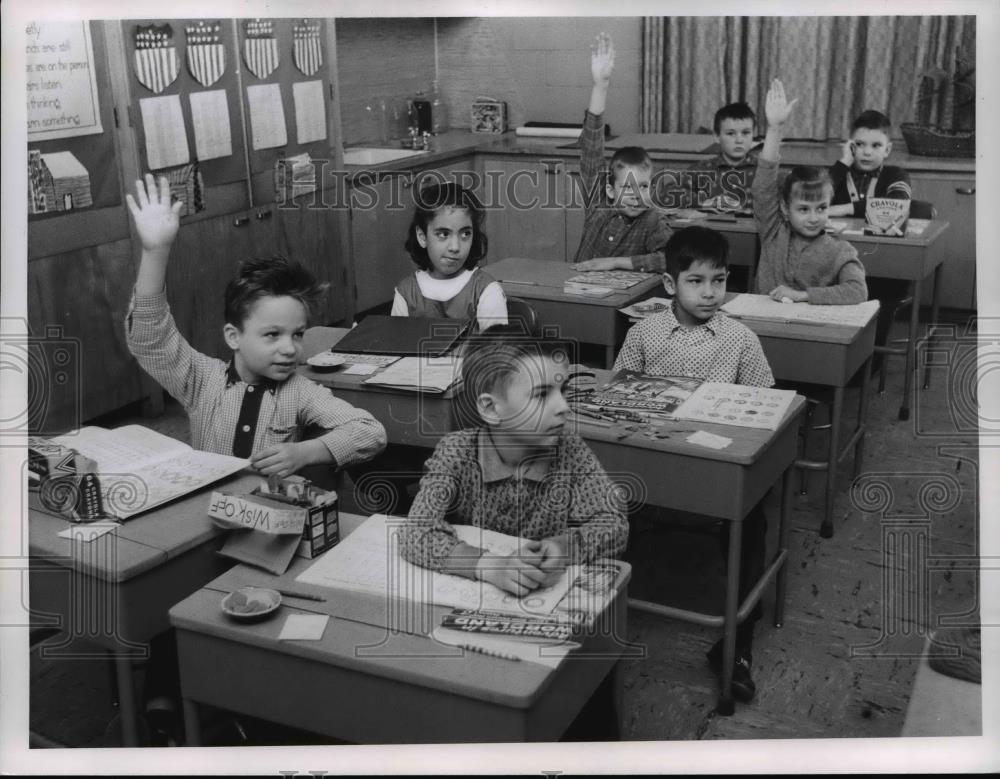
28 313 982 745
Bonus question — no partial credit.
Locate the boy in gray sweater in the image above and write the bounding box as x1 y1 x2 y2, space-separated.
751 79 868 305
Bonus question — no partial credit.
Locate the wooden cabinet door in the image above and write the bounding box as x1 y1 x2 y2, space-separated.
479 156 567 264
911 173 977 310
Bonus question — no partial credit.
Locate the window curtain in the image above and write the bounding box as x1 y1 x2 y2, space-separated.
641 16 975 139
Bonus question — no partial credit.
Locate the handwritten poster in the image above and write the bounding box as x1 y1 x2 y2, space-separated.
26 20 103 141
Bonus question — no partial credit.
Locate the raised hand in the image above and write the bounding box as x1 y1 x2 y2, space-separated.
764 78 798 128
591 32 615 85
126 173 182 253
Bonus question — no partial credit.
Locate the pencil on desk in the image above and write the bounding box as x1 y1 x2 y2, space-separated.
275 588 326 602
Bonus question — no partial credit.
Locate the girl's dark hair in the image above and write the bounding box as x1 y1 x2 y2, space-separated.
781 166 834 204
403 181 488 271
223 255 326 328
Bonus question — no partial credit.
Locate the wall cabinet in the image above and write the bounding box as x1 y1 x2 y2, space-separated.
911 173 977 310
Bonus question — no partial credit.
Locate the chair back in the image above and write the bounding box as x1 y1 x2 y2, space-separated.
506 297 540 336
909 199 936 219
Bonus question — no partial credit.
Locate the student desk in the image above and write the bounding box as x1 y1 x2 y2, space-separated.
489 257 663 367
696 217 951 420
723 294 879 538
169 513 632 744
28 471 262 746
579 377 806 714
301 327 459 448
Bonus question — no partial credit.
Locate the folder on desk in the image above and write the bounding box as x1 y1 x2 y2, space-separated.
333 315 471 358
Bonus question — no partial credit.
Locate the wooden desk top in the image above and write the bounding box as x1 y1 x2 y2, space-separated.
490 257 663 307
721 293 879 346
29 471 263 583
170 512 631 710
579 370 806 467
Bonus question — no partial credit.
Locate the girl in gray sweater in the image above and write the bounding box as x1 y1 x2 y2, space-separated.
751 79 868 305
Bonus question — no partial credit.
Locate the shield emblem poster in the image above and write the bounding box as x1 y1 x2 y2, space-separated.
243 18 279 79
293 20 323 77
134 23 179 94
186 21 226 88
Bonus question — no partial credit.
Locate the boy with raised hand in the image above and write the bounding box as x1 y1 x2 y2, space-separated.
125 174 386 475
402 324 627 596
614 225 773 703
751 79 868 305
828 110 911 219
687 101 759 211
571 32 672 274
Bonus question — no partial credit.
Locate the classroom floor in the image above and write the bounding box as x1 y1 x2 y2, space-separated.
27 312 981 746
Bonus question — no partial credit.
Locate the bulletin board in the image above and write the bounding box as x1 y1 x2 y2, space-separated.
123 18 247 187
237 18 334 205
27 21 122 222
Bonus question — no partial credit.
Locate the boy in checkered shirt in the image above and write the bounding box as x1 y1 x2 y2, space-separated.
571 32 672 273
614 225 773 705
125 174 386 476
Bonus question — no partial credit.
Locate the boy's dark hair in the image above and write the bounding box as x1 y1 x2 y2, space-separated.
404 181 488 271
223 255 326 328
607 146 653 188
851 109 892 134
713 102 757 134
662 226 729 280
781 166 834 204
457 324 573 427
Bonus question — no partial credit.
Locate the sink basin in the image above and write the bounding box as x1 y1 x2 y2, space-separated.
342 147 428 166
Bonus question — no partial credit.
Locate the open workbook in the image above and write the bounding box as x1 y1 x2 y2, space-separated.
43 425 247 520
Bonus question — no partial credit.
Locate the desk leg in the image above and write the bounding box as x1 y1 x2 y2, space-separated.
923 263 943 391
899 277 922 421
854 356 873 476
605 344 615 370
820 387 844 539
774 468 793 628
113 654 140 747
182 699 202 747
717 519 742 716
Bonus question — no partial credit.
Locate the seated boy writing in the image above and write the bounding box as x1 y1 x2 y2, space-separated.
614 225 773 703
828 110 911 219
401 325 628 596
571 32 672 274
751 79 868 305
686 101 759 211
125 174 387 474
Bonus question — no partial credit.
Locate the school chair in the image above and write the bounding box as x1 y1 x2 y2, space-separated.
873 199 936 394
506 297 540 336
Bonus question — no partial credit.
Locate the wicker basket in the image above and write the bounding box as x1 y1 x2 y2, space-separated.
901 123 975 158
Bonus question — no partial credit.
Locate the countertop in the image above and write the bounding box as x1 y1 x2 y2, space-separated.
342 129 976 177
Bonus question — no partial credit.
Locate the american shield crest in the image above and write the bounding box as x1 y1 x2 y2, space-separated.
293 20 323 77
243 19 278 80
134 23 179 94
186 21 226 88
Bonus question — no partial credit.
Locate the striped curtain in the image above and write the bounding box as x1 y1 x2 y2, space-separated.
642 16 975 139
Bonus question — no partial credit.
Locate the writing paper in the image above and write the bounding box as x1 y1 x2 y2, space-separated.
189 89 233 160
292 80 326 144
278 614 329 641
139 95 190 170
246 83 287 150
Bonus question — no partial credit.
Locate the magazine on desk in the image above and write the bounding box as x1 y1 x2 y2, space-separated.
44 425 247 520
579 372 796 430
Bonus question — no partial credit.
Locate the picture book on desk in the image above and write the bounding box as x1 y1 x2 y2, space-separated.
582 372 796 430
722 294 880 328
294 513 586 618
44 425 246 520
